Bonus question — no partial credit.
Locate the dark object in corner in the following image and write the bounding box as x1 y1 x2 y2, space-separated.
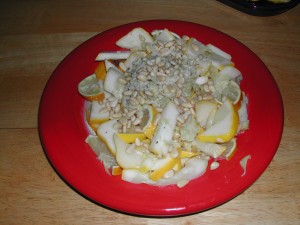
217 0 300 16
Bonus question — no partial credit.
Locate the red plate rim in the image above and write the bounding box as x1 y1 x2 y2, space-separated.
38 20 284 217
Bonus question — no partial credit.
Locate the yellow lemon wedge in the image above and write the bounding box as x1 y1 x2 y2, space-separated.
195 100 218 127
138 153 158 173
196 99 239 143
114 134 144 169
88 100 110 130
149 155 180 181
214 78 241 106
94 61 107 80
121 169 154 184
116 133 147 144
78 74 105 101
173 159 182 172
180 150 200 158
222 80 242 106
140 105 157 139
111 165 123 176
193 141 227 159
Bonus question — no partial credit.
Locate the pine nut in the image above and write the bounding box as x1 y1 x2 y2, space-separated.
210 161 220 170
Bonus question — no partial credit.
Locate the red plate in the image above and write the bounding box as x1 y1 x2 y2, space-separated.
39 20 283 216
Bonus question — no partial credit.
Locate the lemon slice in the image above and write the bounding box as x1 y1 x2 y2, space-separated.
205 107 217 130
121 158 208 186
173 159 182 172
140 105 157 139
78 74 105 101
214 79 241 106
157 158 208 187
121 169 154 184
193 140 226 158
114 134 144 169
195 101 218 127
89 100 110 129
116 133 147 144
180 150 200 158
221 80 242 105
196 99 239 143
94 61 107 80
138 153 158 173
221 137 237 160
149 155 180 181
111 165 123 176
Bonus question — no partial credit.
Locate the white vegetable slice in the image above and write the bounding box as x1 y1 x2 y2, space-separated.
150 102 179 157
155 29 176 42
219 65 242 79
186 38 206 58
207 44 232 60
151 29 180 39
104 60 124 74
97 119 119 155
95 51 131 61
103 67 124 99
208 53 233 68
121 169 155 185
116 27 153 49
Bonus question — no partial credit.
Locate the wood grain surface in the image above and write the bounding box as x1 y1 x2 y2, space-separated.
0 1 299 224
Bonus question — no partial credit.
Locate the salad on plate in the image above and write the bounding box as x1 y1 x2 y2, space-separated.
78 27 249 188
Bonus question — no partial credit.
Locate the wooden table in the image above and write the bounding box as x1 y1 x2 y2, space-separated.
1 1 299 224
